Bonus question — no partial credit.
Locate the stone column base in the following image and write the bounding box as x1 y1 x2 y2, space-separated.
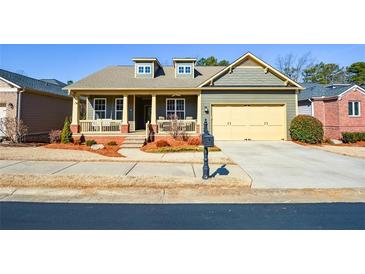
121 124 129 133
70 124 79 134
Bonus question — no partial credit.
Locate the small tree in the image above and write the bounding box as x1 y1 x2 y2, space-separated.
61 117 73 144
0 117 28 143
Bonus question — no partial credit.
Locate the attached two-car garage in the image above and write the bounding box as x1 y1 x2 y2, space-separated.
211 104 287 141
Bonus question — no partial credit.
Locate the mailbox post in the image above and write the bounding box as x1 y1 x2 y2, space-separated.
202 118 214 180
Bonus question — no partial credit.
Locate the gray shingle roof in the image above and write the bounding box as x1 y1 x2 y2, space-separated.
65 66 226 89
299 83 356 101
0 69 69 97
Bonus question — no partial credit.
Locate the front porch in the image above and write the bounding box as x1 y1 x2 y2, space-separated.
70 92 202 137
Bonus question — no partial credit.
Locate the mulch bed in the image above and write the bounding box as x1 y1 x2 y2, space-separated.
45 143 123 157
293 140 365 147
141 139 220 153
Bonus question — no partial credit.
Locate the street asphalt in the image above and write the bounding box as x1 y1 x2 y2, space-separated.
217 141 365 189
1 202 365 229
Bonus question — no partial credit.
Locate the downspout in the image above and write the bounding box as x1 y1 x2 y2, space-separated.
16 88 25 142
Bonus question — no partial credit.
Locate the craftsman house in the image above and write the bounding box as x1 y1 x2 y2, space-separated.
65 52 303 142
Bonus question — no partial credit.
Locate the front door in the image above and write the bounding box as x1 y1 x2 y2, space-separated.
0 104 7 137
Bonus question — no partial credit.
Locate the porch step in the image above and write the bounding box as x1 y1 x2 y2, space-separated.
122 135 146 148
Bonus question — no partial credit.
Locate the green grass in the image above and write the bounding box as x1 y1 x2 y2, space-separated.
142 146 221 153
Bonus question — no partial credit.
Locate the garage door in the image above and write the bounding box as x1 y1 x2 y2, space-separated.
212 105 286 141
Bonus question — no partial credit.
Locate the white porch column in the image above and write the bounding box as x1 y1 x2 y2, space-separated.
122 94 128 124
151 93 157 124
197 93 201 133
71 93 80 125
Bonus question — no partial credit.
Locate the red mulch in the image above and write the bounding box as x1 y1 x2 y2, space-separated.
141 139 195 151
292 140 365 147
45 143 123 157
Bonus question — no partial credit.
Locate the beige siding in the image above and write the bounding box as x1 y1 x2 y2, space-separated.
20 92 72 134
201 90 297 139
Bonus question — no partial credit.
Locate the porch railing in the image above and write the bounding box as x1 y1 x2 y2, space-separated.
79 120 122 133
157 119 197 133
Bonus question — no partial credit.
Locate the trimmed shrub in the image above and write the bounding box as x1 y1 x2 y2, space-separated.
85 139 97 146
49 130 61 143
107 141 118 146
342 132 365 143
79 134 86 144
289 115 323 144
61 117 73 144
188 136 201 146
156 139 170 147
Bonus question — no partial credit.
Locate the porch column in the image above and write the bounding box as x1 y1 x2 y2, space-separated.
151 93 157 132
121 94 129 133
196 93 201 133
71 92 80 133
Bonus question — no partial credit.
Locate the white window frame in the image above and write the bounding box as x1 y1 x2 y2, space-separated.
166 98 185 119
349 101 361 117
177 65 192 75
137 65 152 74
93 98 107 120
115 98 123 120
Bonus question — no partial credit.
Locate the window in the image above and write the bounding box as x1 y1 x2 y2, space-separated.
166 98 185 119
94 98 106 119
115 98 123 120
177 65 191 74
137 65 152 74
348 101 361 117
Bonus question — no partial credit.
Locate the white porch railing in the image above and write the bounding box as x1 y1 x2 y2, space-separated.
79 120 122 133
157 119 197 133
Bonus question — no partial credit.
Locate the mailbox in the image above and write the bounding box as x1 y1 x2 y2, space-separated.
202 133 214 147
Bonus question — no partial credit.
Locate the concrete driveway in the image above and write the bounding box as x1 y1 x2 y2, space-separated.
217 141 365 189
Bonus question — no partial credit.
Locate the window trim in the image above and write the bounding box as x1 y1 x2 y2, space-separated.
166 98 185 119
349 101 361 117
93 98 107 120
137 65 152 74
177 65 192 75
115 98 123 121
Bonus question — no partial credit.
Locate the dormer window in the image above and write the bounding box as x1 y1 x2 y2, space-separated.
177 65 192 74
137 65 151 74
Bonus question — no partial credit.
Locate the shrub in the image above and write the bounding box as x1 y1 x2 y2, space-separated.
107 141 117 146
188 136 201 146
49 130 61 143
156 139 170 147
289 115 323 144
342 132 365 143
79 134 86 144
61 117 73 144
85 139 97 146
0 117 28 143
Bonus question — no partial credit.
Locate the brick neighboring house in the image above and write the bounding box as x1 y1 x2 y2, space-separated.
298 83 365 139
0 69 72 142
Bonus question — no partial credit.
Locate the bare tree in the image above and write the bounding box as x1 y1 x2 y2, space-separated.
276 52 313 82
0 117 28 143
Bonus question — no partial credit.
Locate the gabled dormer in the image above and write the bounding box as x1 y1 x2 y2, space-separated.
173 58 196 79
132 58 161 78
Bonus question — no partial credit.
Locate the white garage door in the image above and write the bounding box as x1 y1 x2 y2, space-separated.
212 105 286 141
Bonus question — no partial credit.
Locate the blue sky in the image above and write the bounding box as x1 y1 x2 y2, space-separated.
0 44 364 83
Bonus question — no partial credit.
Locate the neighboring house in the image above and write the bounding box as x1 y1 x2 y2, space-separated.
298 83 365 139
65 52 303 142
0 69 72 141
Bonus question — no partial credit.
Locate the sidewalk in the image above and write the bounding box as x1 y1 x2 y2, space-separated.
0 159 249 180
